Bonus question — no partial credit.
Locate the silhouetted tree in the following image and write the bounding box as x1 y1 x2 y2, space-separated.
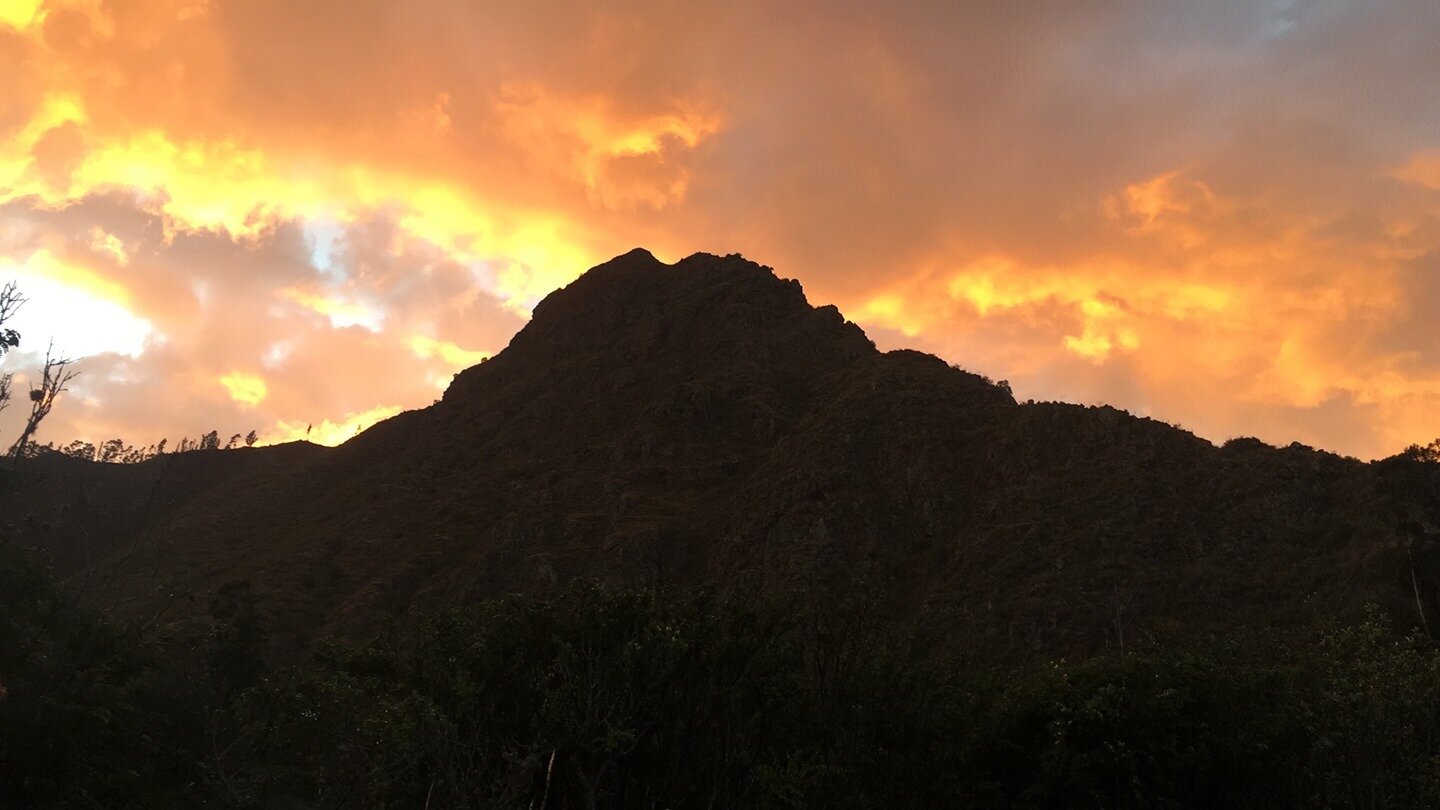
0 281 20 352
61 439 97 461
0 281 23 416
1402 439 1440 463
56 432 253 460
52 436 171 463
98 438 126 463
244 430 258 447
8 343 79 459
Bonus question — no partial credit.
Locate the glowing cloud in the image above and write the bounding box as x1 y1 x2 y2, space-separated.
265 404 404 447
496 82 723 210
0 0 42 32
219 372 267 407
1 100 605 314
408 335 489 369
279 288 383 331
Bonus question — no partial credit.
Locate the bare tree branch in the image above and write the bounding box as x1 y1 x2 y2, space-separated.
0 280 23 348
0 281 24 417
8 342 80 459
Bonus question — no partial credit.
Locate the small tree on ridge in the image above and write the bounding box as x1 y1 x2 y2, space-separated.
8 343 79 459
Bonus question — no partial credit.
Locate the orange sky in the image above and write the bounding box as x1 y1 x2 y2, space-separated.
1 0 1439 458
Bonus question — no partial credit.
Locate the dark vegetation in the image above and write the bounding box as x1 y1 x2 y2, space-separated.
9 251 1440 805
26 428 261 464
8 542 1440 807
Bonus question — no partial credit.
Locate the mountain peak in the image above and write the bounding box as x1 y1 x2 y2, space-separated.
528 249 800 324
447 250 877 405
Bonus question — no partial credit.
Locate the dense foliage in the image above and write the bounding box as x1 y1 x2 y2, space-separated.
7 546 1440 807
0 539 206 806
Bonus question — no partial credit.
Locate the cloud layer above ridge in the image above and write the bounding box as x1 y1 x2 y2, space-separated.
2 0 1439 458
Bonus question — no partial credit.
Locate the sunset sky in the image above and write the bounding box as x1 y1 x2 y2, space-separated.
2 0 1439 458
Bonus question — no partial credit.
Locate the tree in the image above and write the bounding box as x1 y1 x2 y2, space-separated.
199 430 220 451
1401 439 1440 463
0 281 23 417
244 430 258 447
0 281 20 352
61 439 97 461
98 438 127 463
8 343 79 459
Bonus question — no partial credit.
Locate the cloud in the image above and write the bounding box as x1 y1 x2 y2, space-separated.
0 0 1438 458
408 335 489 369
0 196 525 448
219 371 266 407
1398 150 1440 191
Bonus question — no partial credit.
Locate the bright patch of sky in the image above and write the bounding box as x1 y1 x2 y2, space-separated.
294 218 385 330
303 218 346 281
1255 0 1351 41
262 340 294 368
0 261 153 363
467 259 498 290
335 306 384 331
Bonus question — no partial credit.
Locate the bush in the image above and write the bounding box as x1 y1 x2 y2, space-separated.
9 562 1440 807
0 541 204 807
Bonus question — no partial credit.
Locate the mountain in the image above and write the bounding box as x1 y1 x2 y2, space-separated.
6 248 1440 663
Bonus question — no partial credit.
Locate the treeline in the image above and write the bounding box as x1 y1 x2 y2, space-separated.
24 429 261 463
6 550 1440 808
199 594 1440 808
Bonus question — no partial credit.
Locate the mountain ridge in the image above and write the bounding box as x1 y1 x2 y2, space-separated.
5 248 1439 663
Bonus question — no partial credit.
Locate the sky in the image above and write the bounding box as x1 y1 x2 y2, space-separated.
1 0 1438 458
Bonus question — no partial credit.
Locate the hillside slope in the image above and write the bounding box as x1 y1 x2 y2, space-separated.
6 248 1440 662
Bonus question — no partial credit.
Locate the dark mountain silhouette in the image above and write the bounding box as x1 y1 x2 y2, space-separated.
7 248 1440 662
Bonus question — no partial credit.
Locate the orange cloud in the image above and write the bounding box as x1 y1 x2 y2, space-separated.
1396 149 1440 191
1 96 611 313
408 335 489 369
496 82 722 211
7 247 131 307
278 288 382 330
3 0 1440 463
87 226 128 264
847 157 1440 456
858 245 1234 366
265 404 403 447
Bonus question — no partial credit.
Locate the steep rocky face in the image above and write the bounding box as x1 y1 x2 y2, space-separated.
4 249 1439 663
